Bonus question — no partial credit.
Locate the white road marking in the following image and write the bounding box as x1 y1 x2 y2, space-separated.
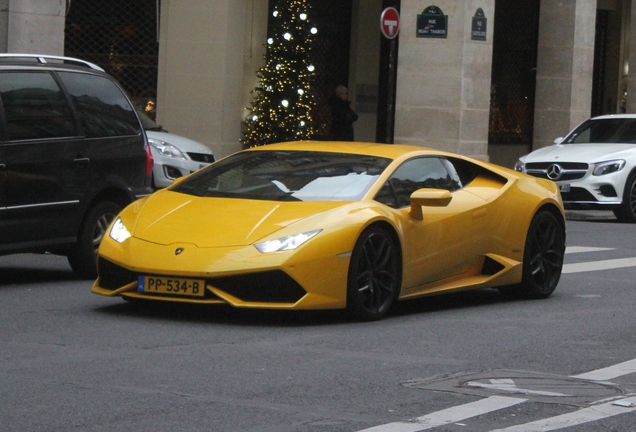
572 358 636 381
565 246 614 254
489 395 636 431
466 379 571 397
562 257 636 274
357 396 526 432
358 246 636 432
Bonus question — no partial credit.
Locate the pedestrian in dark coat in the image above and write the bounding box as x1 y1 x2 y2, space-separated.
329 85 358 141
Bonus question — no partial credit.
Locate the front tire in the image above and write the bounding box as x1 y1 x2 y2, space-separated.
68 201 122 279
613 172 636 223
346 226 401 321
501 210 565 299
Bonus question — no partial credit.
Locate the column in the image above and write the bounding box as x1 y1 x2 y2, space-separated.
156 0 247 158
6 0 66 54
532 0 596 149
394 0 494 159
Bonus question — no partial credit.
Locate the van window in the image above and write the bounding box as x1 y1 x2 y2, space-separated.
57 72 141 138
0 71 77 141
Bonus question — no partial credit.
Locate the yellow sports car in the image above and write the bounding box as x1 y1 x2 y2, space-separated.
92 141 566 320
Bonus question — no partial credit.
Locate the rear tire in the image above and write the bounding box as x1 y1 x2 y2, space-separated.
68 201 122 279
613 172 636 223
346 226 401 321
499 210 565 299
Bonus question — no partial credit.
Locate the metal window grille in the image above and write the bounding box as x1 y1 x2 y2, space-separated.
488 0 540 145
64 0 159 119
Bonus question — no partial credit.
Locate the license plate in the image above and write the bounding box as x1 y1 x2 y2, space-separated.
138 275 205 297
558 183 570 193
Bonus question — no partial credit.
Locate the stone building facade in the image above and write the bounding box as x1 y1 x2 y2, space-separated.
1 0 634 168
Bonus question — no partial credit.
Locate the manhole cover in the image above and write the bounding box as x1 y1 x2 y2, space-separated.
403 369 625 407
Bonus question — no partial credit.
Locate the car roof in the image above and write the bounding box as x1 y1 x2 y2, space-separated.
591 113 636 120
245 141 452 159
0 54 105 73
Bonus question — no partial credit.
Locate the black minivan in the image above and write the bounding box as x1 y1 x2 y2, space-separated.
0 54 153 278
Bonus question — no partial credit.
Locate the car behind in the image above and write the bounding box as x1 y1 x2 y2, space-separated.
137 111 215 189
515 114 636 222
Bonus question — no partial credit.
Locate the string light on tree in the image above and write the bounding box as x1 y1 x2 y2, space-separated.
242 0 317 146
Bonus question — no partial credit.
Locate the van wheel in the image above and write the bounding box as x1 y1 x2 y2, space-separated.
68 201 121 279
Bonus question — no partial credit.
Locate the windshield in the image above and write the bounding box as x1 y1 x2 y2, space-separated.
563 118 636 144
171 150 392 202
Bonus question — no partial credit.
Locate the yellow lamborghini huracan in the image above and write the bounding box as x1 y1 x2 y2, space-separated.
92 141 566 320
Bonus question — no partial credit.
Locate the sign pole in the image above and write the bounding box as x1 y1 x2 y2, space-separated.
386 39 396 144
380 7 400 144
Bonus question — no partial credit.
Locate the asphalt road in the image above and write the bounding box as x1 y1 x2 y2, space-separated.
1 211 636 432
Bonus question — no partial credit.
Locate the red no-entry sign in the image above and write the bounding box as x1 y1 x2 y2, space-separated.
380 7 400 39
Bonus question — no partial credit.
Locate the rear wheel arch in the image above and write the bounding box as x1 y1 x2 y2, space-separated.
500 205 565 299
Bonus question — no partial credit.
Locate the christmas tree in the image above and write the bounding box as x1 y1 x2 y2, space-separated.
242 0 317 146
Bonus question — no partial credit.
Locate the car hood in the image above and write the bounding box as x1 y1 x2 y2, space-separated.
146 130 212 154
521 143 636 163
129 190 348 247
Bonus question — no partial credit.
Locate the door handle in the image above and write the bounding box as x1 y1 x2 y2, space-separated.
73 157 90 166
472 208 487 219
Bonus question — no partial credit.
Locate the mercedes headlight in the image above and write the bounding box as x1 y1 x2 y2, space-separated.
593 160 625 176
109 217 131 243
514 160 525 173
148 138 186 160
254 230 321 253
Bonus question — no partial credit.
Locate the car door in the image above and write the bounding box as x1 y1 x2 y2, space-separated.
56 71 148 197
0 70 86 247
0 144 6 210
376 157 490 295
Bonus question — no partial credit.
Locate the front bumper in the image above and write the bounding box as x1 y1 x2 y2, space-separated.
550 172 628 209
92 234 352 309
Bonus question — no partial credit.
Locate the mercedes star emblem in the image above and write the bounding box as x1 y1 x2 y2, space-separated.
546 164 563 180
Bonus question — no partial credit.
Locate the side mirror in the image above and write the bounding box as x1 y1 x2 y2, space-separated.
553 137 564 144
409 189 452 220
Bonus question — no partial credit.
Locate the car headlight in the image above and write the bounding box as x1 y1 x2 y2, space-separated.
593 159 625 176
148 138 186 160
514 160 525 173
254 230 321 253
109 217 131 243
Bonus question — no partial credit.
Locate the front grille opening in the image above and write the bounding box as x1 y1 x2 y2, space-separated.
98 258 137 290
164 165 184 179
188 152 215 163
598 184 617 197
561 187 597 202
210 270 307 303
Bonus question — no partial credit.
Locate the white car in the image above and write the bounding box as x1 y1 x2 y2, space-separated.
138 111 215 189
515 114 636 222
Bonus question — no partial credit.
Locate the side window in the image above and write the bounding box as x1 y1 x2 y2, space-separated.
0 71 76 141
375 157 458 208
444 157 478 187
57 72 141 138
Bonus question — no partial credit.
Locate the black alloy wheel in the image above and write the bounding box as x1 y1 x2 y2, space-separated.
68 201 122 279
347 226 401 321
613 172 636 223
518 210 565 298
